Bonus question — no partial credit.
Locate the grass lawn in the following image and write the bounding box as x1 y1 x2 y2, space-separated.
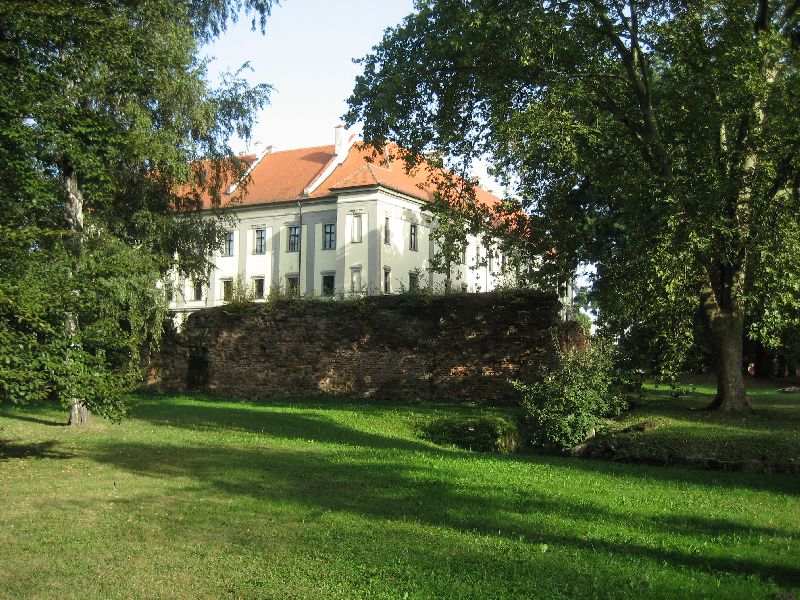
589 376 800 467
1 393 799 599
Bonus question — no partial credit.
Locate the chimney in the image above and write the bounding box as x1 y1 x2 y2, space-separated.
303 126 352 196
334 124 345 157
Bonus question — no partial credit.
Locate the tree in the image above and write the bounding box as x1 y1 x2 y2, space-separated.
0 0 275 423
346 0 800 411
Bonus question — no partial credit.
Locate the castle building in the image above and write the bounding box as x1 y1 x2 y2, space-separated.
169 126 515 321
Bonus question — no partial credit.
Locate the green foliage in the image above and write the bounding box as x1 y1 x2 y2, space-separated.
220 275 259 317
514 337 631 452
346 0 800 408
0 228 167 419
0 1 274 417
420 415 519 453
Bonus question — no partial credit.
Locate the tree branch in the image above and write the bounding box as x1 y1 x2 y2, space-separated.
587 0 672 178
755 0 769 32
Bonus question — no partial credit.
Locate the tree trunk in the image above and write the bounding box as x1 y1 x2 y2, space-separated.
68 399 91 426
63 164 91 426
701 288 751 411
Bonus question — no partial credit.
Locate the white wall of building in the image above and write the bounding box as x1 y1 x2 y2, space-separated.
169 188 516 324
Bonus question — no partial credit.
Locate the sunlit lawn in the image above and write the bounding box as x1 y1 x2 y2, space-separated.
594 376 800 465
1 393 798 599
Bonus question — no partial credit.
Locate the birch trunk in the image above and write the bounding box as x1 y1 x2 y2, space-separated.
63 165 90 426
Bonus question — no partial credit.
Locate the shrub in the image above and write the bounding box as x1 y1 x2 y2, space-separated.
514 336 631 452
421 415 519 453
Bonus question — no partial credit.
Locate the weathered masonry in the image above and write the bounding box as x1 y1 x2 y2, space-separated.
149 290 567 404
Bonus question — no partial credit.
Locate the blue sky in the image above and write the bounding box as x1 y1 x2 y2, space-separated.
203 0 415 153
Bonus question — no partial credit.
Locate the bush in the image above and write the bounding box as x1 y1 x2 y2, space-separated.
421 415 519 453
514 336 631 452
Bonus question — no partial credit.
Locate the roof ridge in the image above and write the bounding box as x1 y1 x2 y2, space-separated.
264 143 335 156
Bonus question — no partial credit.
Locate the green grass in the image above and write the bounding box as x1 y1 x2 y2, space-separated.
1 393 799 599
590 376 800 466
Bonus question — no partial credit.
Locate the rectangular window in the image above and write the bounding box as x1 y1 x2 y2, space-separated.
323 223 336 250
286 274 299 296
501 253 507 273
288 226 300 252
409 272 419 291
461 247 467 265
222 231 234 257
193 281 203 301
254 228 266 254
352 214 362 243
383 268 391 294
322 274 335 297
350 268 362 292
410 223 418 251
384 216 390 245
253 277 265 299
221 279 233 302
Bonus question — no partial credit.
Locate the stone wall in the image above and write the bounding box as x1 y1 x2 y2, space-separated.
149 290 566 405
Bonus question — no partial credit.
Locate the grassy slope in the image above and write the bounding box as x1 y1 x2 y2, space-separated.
592 377 800 465
1 394 799 600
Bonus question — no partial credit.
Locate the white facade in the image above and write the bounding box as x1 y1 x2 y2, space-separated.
169 129 518 323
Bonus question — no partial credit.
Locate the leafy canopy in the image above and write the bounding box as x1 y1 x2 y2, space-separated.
347 1 800 390
0 0 275 417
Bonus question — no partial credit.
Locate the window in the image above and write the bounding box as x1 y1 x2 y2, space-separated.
253 277 265 299
461 247 467 264
323 223 336 250
409 272 419 291
286 274 299 296
222 231 234 257
501 253 507 273
384 216 390 245
193 281 203 301
383 268 391 294
221 279 233 302
409 223 418 251
322 274 335 297
352 214 362 243
254 228 266 254
288 226 300 252
350 268 362 292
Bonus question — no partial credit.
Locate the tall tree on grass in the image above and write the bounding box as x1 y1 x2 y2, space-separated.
346 0 800 411
0 0 275 424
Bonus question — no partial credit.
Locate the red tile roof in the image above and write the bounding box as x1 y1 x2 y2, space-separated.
238 145 335 205
189 140 502 212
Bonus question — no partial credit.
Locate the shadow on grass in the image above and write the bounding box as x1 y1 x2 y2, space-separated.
5 394 799 589
643 385 800 411
0 413 65 427
131 397 441 454
132 394 800 494
85 438 800 588
0 439 74 461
